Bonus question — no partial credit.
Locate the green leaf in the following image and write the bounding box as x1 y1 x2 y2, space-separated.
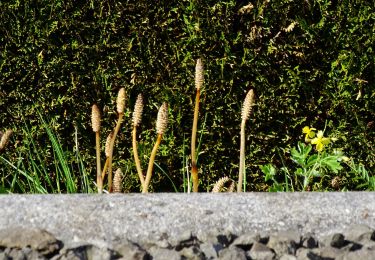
319 155 343 173
306 154 319 167
291 142 312 167
260 164 277 181
269 183 285 192
295 168 305 176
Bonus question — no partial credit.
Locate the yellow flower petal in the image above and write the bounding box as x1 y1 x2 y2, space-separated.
308 131 316 138
303 126 316 142
316 143 324 152
302 126 310 134
322 138 330 145
302 126 316 134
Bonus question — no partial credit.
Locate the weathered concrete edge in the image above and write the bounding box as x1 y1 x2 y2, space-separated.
1 193 374 248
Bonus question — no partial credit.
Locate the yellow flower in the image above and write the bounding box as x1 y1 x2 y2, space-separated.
311 130 330 152
302 126 316 142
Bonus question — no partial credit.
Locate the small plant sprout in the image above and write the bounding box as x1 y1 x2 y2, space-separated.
260 126 343 191
91 104 102 193
0 129 13 152
107 88 126 192
113 168 123 193
212 176 235 192
132 94 145 190
143 102 168 193
191 58 203 192
238 89 255 192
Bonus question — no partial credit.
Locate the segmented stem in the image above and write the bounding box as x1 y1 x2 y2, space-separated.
91 104 102 193
191 89 200 192
133 126 145 189
143 134 162 193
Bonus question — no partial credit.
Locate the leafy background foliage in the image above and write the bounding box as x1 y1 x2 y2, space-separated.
0 0 373 192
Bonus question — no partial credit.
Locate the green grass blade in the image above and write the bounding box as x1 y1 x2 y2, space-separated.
0 156 47 193
154 161 178 192
74 125 91 193
39 113 76 193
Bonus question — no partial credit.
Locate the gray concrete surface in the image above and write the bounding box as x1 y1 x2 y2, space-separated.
0 193 374 248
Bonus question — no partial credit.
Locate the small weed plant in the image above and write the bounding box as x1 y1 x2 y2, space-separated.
260 126 371 191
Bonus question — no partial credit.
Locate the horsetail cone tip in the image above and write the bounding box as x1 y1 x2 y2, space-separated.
195 58 204 90
132 94 144 127
116 88 126 114
0 129 13 150
105 132 113 157
113 168 123 193
241 89 255 121
212 176 230 193
91 104 101 132
156 102 168 135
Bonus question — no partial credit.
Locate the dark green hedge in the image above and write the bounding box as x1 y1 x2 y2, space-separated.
0 0 374 192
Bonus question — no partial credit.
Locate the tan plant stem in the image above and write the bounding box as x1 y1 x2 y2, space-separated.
107 113 124 192
238 120 246 192
101 157 109 181
95 132 103 193
133 126 145 190
91 104 101 193
143 134 162 193
191 89 200 192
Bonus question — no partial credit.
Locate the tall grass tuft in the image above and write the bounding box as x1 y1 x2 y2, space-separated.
0 113 86 193
238 89 255 192
143 102 168 193
191 58 203 192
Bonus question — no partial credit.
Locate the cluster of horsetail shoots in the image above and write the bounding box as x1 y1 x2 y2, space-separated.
238 89 255 192
143 102 168 193
88 59 256 193
107 88 126 192
191 58 203 192
92 86 170 193
92 88 126 193
91 104 102 193
132 94 145 190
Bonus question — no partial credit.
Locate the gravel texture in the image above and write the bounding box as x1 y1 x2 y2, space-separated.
0 193 374 259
